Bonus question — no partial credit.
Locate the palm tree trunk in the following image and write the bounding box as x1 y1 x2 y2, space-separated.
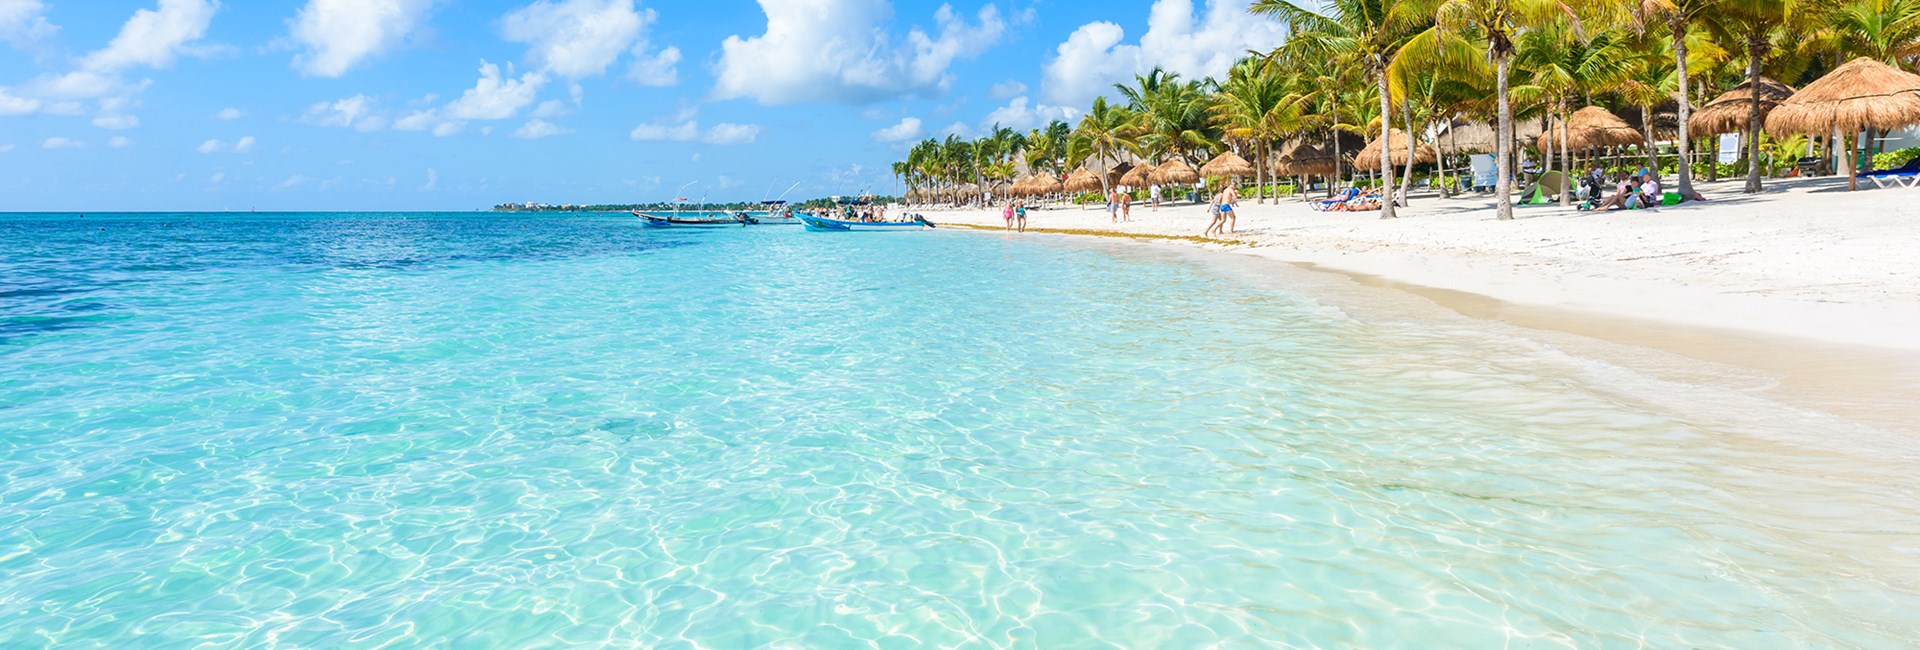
1257 140 1268 204
1641 104 1657 171
1558 109 1571 207
1672 17 1698 199
1745 36 1764 193
1377 65 1398 219
1846 128 1860 191
1496 55 1515 221
1400 105 1417 207
1330 133 1343 198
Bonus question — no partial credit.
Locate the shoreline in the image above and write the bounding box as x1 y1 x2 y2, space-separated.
932 179 1920 439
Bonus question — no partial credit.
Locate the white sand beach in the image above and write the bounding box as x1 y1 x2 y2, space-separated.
930 176 1920 352
925 176 1920 436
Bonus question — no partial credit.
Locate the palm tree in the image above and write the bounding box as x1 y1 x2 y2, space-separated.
1615 32 1678 172
1823 0 1920 65
1255 0 1425 218
1213 59 1290 202
1704 0 1791 193
1637 0 1719 200
1070 97 1139 199
1513 22 1633 205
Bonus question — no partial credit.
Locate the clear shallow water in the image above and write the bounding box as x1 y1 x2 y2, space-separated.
2 212 1918 648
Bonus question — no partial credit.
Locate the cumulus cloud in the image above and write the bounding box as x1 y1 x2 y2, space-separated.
982 96 1078 130
714 0 1006 105
93 113 140 129
81 0 220 72
504 0 677 84
512 119 570 139
0 0 58 52
197 135 255 153
289 0 434 77
0 144 14 153
988 80 1027 99
42 136 82 149
275 174 309 190
871 116 923 143
419 167 436 190
628 46 680 86
628 112 760 145
301 94 386 131
215 106 243 120
109 136 133 148
0 87 39 115
445 61 545 120
1042 0 1285 108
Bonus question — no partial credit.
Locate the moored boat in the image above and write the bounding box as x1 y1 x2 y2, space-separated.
795 213 935 232
633 210 748 228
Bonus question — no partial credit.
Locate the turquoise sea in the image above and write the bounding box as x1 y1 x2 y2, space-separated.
3 212 1918 648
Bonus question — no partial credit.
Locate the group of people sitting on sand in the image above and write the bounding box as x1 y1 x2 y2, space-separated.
1576 168 1692 212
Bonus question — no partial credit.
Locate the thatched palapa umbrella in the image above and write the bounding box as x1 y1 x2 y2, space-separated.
1538 106 1642 152
1155 159 1200 184
1766 57 1920 190
1276 142 1337 176
1119 164 1158 188
1063 168 1103 193
1354 128 1436 169
1691 76 1797 135
1199 151 1257 179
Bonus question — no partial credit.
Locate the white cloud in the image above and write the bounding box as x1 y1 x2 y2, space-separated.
275 174 309 190
628 115 760 145
0 87 38 115
209 171 224 183
513 118 570 139
0 0 58 52
216 106 243 120
109 136 133 148
301 94 387 131
93 113 140 129
988 80 1027 99
431 121 462 137
502 0 670 80
628 46 679 86
289 0 434 77
197 136 255 153
82 0 220 72
714 0 1006 105
872 116 923 143
445 60 545 120
0 144 13 153
530 99 570 118
392 110 436 131
941 121 970 137
42 136 82 149
419 167 436 190
1042 0 1286 108
982 96 1078 130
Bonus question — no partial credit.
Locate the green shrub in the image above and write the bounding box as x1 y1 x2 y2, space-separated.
1873 147 1920 170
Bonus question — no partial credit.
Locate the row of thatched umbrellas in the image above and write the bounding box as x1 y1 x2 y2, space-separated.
919 57 1920 201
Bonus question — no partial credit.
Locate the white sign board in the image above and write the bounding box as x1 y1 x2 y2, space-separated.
1470 154 1497 189
1717 134 1741 164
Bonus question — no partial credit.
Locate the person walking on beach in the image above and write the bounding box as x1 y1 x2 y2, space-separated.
1149 183 1161 211
1014 201 1028 232
1003 201 1015 231
1119 189 1133 222
1106 189 1120 223
1219 182 1240 234
1203 190 1227 237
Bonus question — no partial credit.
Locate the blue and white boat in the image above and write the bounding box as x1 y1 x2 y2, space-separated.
795 213 935 232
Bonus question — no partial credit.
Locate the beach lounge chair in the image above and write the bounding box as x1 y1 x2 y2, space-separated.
1311 187 1361 211
1517 171 1564 206
1860 159 1920 188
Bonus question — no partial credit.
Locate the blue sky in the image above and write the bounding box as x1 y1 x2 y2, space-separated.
0 0 1286 210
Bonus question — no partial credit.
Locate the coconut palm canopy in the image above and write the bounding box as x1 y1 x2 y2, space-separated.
1199 152 1257 178
1689 77 1797 135
1766 57 1920 136
1539 106 1643 152
1156 159 1200 184
1354 129 1436 169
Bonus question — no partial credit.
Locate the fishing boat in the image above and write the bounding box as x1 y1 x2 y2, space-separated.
632 210 748 229
795 212 935 232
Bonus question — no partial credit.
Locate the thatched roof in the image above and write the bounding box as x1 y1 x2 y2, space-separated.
1538 106 1644 152
1156 159 1200 183
1690 76 1796 135
1119 164 1158 187
1274 141 1337 176
1063 168 1103 193
1354 128 1437 168
1010 173 1059 196
1768 57 1920 136
1199 151 1256 177
1434 119 1547 155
